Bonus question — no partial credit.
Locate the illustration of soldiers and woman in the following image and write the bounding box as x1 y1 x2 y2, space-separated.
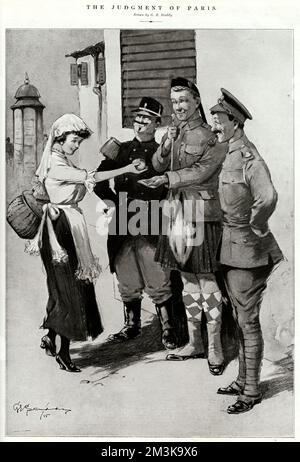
7 77 284 415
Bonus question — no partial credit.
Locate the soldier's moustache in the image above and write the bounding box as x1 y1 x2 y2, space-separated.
134 119 149 126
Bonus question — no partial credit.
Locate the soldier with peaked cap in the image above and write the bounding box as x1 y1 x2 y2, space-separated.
144 77 228 375
94 97 179 350
210 88 284 413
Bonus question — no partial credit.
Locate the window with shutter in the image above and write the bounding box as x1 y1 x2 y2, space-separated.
70 63 79 86
80 62 89 86
120 30 196 128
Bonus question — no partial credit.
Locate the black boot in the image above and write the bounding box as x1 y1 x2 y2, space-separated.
155 298 178 350
107 299 142 342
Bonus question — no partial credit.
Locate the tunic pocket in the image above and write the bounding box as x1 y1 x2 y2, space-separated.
220 169 247 206
231 228 262 247
181 144 203 167
230 228 266 266
184 144 201 155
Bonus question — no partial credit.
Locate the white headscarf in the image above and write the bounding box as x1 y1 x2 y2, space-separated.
36 113 93 182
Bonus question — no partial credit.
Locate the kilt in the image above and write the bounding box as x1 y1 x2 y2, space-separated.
155 221 222 274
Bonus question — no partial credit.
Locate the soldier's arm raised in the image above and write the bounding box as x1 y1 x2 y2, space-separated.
152 133 172 172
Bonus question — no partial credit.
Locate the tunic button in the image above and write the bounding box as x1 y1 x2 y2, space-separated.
133 149 136 152
144 149 148 152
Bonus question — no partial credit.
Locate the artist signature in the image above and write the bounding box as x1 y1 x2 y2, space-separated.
13 401 71 420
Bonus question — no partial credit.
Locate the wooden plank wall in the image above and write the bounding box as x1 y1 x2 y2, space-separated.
120 30 196 127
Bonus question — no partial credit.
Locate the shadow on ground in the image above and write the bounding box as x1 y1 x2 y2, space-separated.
71 315 165 385
71 308 239 386
261 349 294 400
71 309 294 398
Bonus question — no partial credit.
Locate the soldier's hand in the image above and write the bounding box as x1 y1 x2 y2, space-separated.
138 175 168 188
167 125 178 141
127 158 148 174
162 126 178 153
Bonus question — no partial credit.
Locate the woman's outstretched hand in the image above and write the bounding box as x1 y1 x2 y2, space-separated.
94 159 147 183
126 158 148 174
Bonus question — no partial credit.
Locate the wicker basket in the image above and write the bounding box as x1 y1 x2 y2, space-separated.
7 190 46 239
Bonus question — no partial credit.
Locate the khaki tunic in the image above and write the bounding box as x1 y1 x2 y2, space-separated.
218 134 283 268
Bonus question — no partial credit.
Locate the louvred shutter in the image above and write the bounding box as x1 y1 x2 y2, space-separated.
121 30 196 128
80 62 88 86
70 63 79 86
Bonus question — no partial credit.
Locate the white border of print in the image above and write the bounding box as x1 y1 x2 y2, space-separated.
0 0 299 443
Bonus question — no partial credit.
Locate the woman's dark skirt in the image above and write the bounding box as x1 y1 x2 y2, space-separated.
155 221 222 274
40 211 103 341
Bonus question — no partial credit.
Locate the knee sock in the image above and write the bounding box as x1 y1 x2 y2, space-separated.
201 291 223 322
202 291 224 364
180 291 203 354
182 291 203 322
